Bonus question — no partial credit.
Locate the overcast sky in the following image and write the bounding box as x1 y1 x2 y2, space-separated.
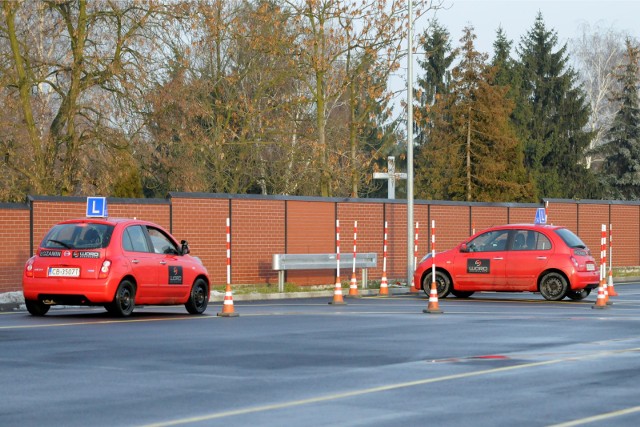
429 0 640 54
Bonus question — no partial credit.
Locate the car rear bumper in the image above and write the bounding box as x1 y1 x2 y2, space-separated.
22 276 117 304
569 270 600 290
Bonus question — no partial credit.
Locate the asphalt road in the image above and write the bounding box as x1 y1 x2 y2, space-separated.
2 285 640 427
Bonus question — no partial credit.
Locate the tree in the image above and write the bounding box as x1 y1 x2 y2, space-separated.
416 26 534 202
596 39 640 199
570 23 627 169
514 13 600 199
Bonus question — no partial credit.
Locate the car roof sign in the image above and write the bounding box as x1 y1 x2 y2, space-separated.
86 197 108 218
534 208 547 225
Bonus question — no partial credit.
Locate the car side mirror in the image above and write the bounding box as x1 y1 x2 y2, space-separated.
181 240 190 255
460 243 469 253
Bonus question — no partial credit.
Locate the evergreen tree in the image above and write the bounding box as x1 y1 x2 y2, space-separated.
597 39 640 199
414 19 456 147
416 26 534 202
514 13 600 199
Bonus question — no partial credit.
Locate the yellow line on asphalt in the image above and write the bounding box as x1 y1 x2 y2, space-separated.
139 347 640 427
548 405 640 426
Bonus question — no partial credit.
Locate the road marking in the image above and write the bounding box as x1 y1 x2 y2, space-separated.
0 315 209 329
138 347 640 427
548 405 640 426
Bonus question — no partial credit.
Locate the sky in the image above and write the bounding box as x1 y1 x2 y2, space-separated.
426 0 640 56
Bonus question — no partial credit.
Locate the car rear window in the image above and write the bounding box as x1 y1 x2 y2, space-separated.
41 223 114 249
554 228 587 249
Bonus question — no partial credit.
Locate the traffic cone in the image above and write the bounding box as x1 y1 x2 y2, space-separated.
423 279 443 314
217 284 239 317
409 276 419 294
592 280 608 309
608 270 619 297
348 271 360 298
378 274 389 297
329 278 346 305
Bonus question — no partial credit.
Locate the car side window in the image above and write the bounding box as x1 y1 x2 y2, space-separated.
123 226 150 253
147 227 179 255
467 230 510 252
512 230 552 251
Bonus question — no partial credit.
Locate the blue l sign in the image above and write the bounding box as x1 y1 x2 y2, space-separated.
86 197 107 218
534 208 547 225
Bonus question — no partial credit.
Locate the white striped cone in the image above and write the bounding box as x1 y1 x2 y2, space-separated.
217 284 239 317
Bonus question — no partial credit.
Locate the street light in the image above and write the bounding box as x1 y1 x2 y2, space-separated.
406 0 415 286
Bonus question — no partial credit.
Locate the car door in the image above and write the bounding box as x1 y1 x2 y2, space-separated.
452 229 509 290
146 226 189 300
121 225 158 299
505 230 552 290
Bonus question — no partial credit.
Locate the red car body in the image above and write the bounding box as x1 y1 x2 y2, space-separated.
413 224 600 301
22 218 210 316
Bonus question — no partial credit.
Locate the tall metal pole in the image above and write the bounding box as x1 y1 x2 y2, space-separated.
406 0 415 286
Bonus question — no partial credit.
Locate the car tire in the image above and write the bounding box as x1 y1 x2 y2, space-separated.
185 278 209 315
25 299 50 316
450 289 475 298
422 271 451 299
565 288 591 301
539 272 568 301
106 280 136 317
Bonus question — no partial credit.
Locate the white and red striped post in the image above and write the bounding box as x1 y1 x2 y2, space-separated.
348 220 360 297
329 219 346 304
218 217 238 317
602 224 610 304
424 220 442 313
608 223 618 296
378 221 389 296
410 222 419 293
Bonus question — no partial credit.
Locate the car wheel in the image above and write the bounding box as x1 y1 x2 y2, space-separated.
185 278 209 315
422 271 451 299
25 299 50 316
107 280 136 317
539 272 568 301
451 289 475 298
565 288 591 301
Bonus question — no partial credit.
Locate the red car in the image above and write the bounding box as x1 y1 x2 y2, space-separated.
414 224 600 301
22 218 210 316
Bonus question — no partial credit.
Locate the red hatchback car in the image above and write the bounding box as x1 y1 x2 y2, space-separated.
414 224 600 301
22 218 210 316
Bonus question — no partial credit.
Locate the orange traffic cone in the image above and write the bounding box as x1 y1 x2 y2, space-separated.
592 280 608 309
217 284 239 317
608 270 619 297
409 277 419 294
348 271 360 298
423 279 443 314
378 274 389 297
329 278 346 305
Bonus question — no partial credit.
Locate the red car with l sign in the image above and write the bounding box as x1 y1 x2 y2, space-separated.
22 218 210 316
414 224 600 301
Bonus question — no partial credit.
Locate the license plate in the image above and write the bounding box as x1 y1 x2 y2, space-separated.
586 264 595 271
48 267 80 277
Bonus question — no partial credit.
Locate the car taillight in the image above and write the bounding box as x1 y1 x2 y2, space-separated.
99 260 111 278
570 256 579 268
25 258 34 277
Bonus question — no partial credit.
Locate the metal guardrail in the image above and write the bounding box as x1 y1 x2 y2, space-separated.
272 253 377 292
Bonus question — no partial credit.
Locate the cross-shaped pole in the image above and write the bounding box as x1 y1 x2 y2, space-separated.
373 156 408 199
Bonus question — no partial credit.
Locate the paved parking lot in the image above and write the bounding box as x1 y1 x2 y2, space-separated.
2 284 640 427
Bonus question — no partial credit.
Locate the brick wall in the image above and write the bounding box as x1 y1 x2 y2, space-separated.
1 195 639 293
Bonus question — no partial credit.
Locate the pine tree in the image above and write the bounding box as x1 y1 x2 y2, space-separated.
514 13 600 199
597 39 640 199
416 26 534 202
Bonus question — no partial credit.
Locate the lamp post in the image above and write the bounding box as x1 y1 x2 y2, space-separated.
406 0 415 287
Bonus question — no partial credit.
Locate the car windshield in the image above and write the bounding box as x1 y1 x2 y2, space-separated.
41 223 114 250
554 228 587 249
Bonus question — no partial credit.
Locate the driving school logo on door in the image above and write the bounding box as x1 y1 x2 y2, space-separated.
168 266 183 284
467 259 490 274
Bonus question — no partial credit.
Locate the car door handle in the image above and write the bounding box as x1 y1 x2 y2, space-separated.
493 257 504 260
159 260 167 265
131 259 140 264
537 256 547 260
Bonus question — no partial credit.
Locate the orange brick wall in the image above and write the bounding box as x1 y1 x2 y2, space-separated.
2 195 640 293
0 205 30 293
